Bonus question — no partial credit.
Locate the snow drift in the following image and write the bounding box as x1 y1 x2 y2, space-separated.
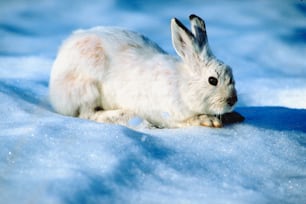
1 0 306 203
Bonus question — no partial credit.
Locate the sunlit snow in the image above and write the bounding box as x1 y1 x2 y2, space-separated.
1 0 306 203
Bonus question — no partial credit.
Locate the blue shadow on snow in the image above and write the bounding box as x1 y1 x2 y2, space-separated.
237 106 306 133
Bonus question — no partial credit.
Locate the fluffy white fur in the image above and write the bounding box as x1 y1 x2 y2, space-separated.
49 14 237 128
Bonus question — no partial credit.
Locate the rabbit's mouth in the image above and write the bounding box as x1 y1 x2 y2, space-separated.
226 94 238 107
204 89 238 115
220 92 238 113
208 98 237 116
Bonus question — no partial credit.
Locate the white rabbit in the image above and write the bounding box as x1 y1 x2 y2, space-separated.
49 14 238 128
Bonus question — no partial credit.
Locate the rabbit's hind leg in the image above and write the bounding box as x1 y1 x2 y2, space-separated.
79 108 144 127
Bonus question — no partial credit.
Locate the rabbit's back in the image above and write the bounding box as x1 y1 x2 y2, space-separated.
75 27 166 58
53 27 170 79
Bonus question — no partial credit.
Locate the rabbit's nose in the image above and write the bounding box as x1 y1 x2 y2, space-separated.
227 94 237 106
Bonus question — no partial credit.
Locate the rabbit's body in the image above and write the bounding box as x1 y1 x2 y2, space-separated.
50 15 238 128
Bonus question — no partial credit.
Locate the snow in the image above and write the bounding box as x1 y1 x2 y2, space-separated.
1 0 306 203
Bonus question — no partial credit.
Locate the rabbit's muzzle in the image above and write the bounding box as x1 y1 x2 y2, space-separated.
227 92 238 107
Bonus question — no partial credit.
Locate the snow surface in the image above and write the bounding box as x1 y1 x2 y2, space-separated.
1 0 306 203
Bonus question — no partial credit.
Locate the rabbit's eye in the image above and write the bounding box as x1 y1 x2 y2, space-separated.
208 76 218 86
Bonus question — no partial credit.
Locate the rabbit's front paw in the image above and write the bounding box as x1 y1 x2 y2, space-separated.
185 114 222 128
198 114 222 128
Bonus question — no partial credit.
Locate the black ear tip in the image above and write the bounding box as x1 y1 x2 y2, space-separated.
189 14 198 20
172 17 184 28
171 17 179 25
171 17 194 38
189 14 206 24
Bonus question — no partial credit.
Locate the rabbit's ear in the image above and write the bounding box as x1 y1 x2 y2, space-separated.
189 14 207 48
189 14 213 58
171 18 196 60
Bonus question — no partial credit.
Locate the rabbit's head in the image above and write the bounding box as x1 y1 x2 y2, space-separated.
172 14 237 115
